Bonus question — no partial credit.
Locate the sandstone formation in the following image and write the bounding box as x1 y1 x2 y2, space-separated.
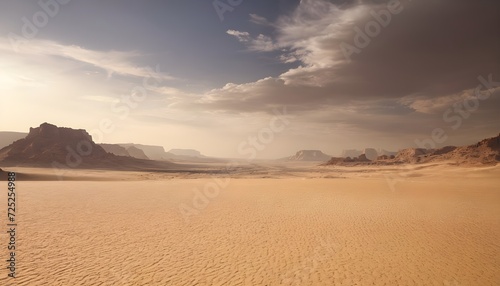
286 150 332 161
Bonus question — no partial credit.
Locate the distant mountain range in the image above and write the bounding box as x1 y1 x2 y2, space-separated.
0 123 220 168
0 123 178 170
115 144 219 163
326 133 500 166
0 123 498 168
280 150 332 162
99 144 149 160
168 149 205 157
341 148 397 160
0 132 28 149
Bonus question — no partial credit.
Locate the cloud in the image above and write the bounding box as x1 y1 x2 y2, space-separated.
226 30 251 42
226 30 278 52
2 0 498 155
228 0 364 71
207 0 500 113
249 14 273 26
400 87 500 114
177 0 500 149
0 37 176 81
0 36 191 138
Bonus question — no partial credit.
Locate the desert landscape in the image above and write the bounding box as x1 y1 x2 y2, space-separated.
1 0 500 285
0 124 499 285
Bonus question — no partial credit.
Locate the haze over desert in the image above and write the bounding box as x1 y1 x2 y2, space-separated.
1 0 500 285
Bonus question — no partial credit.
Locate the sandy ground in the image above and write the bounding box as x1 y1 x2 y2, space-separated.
0 163 499 285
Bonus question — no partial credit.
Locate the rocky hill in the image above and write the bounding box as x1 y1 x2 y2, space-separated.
126 146 149 160
431 134 499 165
0 123 108 165
341 149 362 158
119 144 167 160
325 133 500 166
341 148 397 161
0 132 28 149
100 144 149 160
379 149 398 157
0 123 177 170
99 144 130 157
168 149 205 158
285 150 332 161
325 154 371 164
120 144 220 163
392 148 430 164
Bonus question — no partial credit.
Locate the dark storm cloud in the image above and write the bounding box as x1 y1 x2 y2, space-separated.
337 0 500 98
196 0 499 112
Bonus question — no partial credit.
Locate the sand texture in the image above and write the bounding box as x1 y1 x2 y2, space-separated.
0 164 499 285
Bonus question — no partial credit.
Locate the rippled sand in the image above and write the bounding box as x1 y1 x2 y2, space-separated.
0 165 499 285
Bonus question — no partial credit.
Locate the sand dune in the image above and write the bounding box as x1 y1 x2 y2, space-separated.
0 163 498 285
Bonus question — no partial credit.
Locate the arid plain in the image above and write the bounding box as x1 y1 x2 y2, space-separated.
0 163 498 286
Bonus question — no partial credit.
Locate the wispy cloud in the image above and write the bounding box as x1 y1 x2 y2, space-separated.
400 88 500 114
249 13 273 26
226 30 278 52
0 37 176 81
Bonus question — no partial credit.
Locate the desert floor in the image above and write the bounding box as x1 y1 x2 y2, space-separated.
0 163 499 285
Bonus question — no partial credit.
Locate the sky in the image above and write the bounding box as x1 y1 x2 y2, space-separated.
0 0 499 159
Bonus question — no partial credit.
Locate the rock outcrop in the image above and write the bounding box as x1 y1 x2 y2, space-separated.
286 150 332 161
100 144 149 160
342 148 387 161
325 133 500 166
364 148 378 161
0 123 175 169
100 144 130 157
341 149 362 158
125 146 149 160
119 144 167 160
0 123 109 166
168 149 204 158
325 153 372 165
438 133 500 165
393 148 430 163
378 149 397 157
119 144 219 163
0 132 28 149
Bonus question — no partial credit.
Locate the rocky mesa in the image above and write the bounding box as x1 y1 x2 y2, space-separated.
0 123 177 170
285 150 332 161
